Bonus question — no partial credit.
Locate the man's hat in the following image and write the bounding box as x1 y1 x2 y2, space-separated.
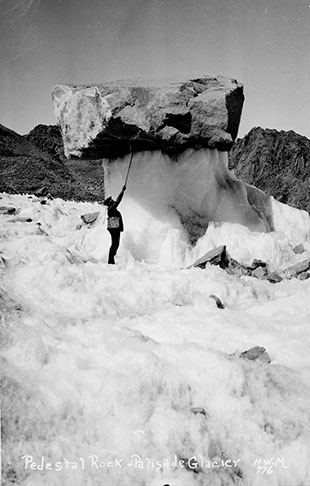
103 196 113 206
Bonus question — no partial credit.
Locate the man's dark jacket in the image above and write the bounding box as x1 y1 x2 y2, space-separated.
107 191 124 231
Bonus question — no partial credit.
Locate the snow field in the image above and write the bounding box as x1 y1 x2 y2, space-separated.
1 193 310 486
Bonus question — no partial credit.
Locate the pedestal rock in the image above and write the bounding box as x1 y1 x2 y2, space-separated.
52 76 275 244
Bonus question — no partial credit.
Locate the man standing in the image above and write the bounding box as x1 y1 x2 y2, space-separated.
104 185 126 264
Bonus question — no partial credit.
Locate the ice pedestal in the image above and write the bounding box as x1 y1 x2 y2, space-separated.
103 148 273 250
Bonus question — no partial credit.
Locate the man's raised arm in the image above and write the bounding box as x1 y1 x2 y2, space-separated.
114 185 126 207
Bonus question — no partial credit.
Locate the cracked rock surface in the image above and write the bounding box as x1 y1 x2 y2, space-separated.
52 76 244 159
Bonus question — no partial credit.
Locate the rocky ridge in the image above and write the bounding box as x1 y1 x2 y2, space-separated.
228 127 310 213
1 122 310 217
0 124 104 201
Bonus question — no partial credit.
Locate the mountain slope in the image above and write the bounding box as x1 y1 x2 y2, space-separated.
2 123 310 212
228 127 310 213
24 124 66 162
0 124 104 200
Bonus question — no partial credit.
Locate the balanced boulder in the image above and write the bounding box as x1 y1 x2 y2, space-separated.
52 76 244 159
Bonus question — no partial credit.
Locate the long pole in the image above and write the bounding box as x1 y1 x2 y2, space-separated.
124 151 134 186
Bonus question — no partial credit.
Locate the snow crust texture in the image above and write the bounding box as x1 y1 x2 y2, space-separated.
1 192 310 486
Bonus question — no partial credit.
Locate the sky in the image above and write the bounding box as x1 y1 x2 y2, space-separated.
1 0 310 139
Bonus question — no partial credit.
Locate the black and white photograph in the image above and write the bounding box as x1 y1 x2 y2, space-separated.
1 1 310 485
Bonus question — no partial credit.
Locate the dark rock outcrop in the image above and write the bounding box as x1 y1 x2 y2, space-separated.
52 76 244 159
228 127 310 213
0 124 73 197
25 124 66 162
0 123 105 201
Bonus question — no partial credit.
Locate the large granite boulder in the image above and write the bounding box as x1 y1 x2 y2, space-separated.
52 76 244 159
51 76 278 245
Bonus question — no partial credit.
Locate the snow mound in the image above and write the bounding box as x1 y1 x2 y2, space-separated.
1 193 310 486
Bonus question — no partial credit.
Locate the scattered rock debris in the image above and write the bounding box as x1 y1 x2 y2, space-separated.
190 407 209 417
265 271 282 284
249 259 267 270
240 346 271 364
0 252 7 267
191 245 310 283
209 294 225 309
252 266 267 279
8 217 33 223
81 211 100 225
33 186 49 197
189 245 228 270
283 259 310 278
0 206 16 215
293 243 304 254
